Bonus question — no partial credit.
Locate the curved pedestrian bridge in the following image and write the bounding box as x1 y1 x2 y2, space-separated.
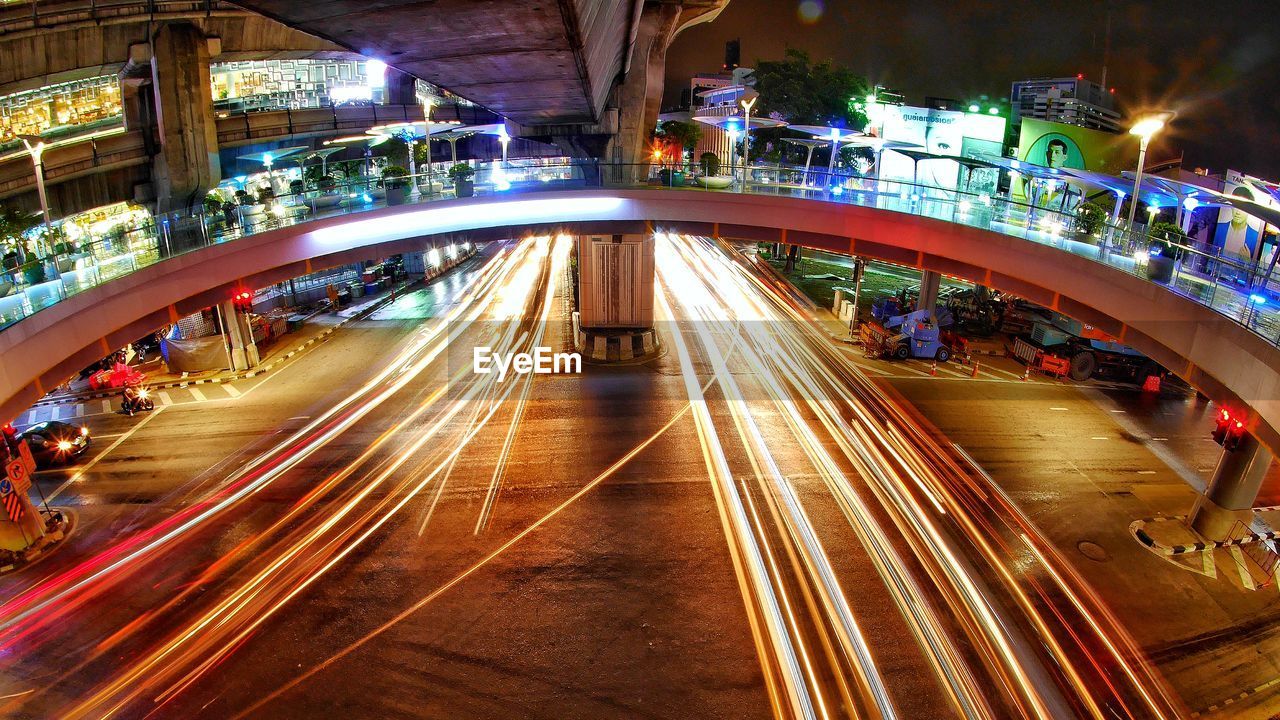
1 168 1277 450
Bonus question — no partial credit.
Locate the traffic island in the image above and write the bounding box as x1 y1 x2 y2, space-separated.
0 509 73 575
572 312 660 363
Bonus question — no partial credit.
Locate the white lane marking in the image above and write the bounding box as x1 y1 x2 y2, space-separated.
46 406 166 502
222 383 242 398
158 391 174 406
1152 436 1168 441
1137 470 1157 475
101 399 112 414
1091 436 1108 440
1050 407 1069 411
982 365 1024 380
1111 409 1127 414
189 387 207 402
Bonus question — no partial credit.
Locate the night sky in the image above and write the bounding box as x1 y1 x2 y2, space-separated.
665 0 1280 180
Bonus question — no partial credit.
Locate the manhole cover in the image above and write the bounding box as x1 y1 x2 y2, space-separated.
1077 540 1109 562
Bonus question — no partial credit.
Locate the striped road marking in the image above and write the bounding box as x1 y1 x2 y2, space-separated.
188 387 206 402
222 384 242 398
158 391 173 406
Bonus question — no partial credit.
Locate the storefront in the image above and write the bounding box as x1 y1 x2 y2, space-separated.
0 76 122 148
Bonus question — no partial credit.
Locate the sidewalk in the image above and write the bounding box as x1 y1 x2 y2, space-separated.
30 276 424 408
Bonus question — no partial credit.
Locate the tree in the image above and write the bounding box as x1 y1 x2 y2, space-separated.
653 121 701 165
753 49 869 128
750 49 869 164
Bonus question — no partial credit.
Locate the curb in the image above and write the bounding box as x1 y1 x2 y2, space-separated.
31 277 424 408
1128 515 1280 556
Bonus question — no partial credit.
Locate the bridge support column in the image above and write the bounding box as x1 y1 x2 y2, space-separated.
219 301 260 371
384 68 417 106
919 270 941 316
150 22 221 214
608 2 683 184
576 234 656 361
1189 433 1274 541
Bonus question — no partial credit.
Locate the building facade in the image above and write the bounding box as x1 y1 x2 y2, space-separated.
1009 76 1121 133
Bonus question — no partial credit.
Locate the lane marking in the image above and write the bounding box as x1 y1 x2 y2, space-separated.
1152 436 1168 441
1091 436 1108 440
189 387 207 402
1111 409 1127 414
100 399 112 414
1137 470 1157 475
158 391 174 406
46 406 166 502
73 404 83 418
222 384 242 398
1050 406 1069 411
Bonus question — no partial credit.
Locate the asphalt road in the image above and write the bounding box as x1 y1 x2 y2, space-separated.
0 233 1261 719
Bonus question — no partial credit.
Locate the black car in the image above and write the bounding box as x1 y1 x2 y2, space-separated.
17 421 92 468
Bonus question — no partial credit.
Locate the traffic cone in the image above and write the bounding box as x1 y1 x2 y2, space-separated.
1021 364 1031 381
971 360 980 378
1142 374 1161 393
930 360 938 376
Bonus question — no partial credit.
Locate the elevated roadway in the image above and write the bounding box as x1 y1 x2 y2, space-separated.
1 188 1277 454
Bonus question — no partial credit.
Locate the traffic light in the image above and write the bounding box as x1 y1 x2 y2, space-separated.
1212 408 1231 445
232 290 253 312
1212 408 1248 451
1226 419 1247 452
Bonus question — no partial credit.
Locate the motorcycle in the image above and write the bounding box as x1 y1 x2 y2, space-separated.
121 385 155 416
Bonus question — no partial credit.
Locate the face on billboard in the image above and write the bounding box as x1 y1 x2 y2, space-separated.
1023 132 1084 170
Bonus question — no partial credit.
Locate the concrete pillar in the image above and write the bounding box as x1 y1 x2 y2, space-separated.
919 270 942 317
783 244 800 274
576 234 654 330
1189 433 1274 540
150 22 221 213
607 1 683 183
384 68 416 106
220 301 260 370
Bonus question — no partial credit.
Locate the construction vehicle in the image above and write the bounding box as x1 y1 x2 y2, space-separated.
1013 310 1157 382
861 308 964 362
945 288 1051 337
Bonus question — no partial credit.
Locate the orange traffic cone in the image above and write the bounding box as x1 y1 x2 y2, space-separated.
930 360 938 376
1142 374 1161 393
971 360 980 378
1021 364 1031 381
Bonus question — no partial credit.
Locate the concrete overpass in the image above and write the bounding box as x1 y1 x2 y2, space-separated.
2 189 1277 458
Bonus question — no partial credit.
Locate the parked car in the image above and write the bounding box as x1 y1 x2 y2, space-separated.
17 421 91 468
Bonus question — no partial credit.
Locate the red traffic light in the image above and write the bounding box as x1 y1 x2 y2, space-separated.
1212 408 1232 445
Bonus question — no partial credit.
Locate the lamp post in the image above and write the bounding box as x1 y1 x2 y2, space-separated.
739 90 758 193
1124 112 1175 246
726 128 740 189
422 96 435 197
17 135 52 255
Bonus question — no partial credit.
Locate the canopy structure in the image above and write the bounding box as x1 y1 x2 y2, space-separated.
693 114 789 132
885 149 999 190
432 128 478 163
1129 174 1230 229
365 120 465 141
787 124 864 142
780 137 832 182
235 146 309 168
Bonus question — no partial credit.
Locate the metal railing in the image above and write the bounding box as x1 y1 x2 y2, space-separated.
1 159 1277 349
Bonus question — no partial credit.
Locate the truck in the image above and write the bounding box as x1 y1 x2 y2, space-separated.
861 308 966 362
1015 310 1158 382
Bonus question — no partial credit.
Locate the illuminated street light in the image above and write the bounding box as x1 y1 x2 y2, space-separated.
739 89 759 192
17 134 52 253
1124 111 1175 236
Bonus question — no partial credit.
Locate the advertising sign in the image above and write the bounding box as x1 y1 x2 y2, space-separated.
1014 118 1136 204
877 106 1006 196
1213 170 1268 265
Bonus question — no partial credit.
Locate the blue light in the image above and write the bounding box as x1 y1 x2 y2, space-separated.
1251 294 1266 305
362 193 372 203
830 185 844 196
1148 245 1162 257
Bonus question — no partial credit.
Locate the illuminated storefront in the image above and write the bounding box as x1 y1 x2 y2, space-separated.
0 76 122 146
210 59 385 114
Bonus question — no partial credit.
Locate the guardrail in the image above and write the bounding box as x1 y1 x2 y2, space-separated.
0 0 244 34
1 160 1276 352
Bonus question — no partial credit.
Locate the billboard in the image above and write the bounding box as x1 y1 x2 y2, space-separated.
877 106 1006 196
1013 118 1136 205
1213 170 1270 265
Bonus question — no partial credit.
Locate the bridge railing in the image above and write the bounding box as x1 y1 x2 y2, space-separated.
1 160 1276 352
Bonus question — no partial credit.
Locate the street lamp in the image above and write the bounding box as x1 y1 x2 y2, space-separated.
1124 112 1175 239
739 89 758 192
726 127 741 186
422 95 435 197
17 134 52 254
